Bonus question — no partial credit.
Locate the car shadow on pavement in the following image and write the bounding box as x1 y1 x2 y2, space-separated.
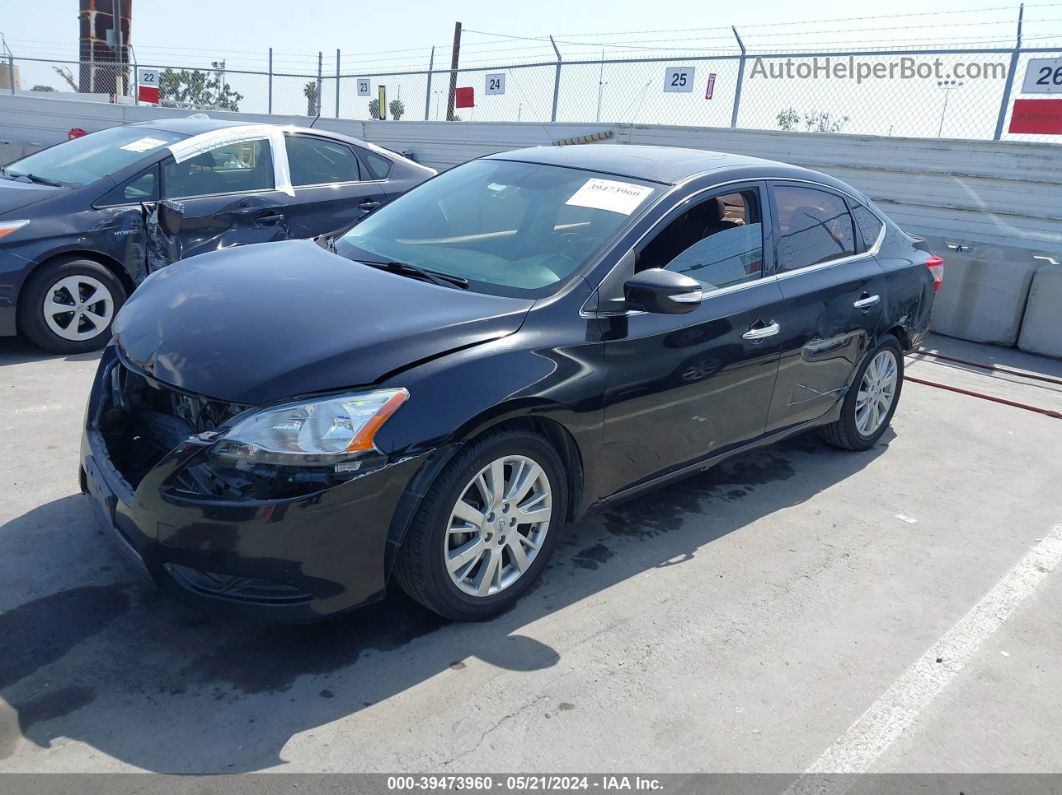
0 430 890 772
0 337 103 366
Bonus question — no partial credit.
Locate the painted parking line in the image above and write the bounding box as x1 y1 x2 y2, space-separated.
788 523 1062 794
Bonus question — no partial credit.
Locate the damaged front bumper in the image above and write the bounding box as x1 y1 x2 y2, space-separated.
80 346 427 621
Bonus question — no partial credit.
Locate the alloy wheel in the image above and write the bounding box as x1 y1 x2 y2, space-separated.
855 349 898 436
444 454 553 598
42 275 114 342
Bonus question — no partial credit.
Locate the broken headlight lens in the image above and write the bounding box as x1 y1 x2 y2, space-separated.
209 388 409 467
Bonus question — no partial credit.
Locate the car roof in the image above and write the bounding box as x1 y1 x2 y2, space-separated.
487 144 825 186
130 117 362 144
130 117 254 135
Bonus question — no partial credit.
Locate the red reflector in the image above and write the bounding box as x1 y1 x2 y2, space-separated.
925 254 944 291
455 86 475 109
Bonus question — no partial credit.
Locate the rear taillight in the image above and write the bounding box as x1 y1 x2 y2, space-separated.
925 255 944 291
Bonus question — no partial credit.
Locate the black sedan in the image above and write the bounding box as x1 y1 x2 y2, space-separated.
81 145 941 621
0 117 434 353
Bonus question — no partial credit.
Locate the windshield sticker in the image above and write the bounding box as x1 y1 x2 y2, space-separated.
565 178 654 215
120 136 169 153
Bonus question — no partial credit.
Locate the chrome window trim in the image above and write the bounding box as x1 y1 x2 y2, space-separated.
162 186 280 201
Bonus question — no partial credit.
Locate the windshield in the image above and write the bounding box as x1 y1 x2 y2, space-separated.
336 159 660 296
5 126 184 187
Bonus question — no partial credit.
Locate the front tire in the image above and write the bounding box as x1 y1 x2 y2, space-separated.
394 429 568 621
19 257 127 354
820 337 903 451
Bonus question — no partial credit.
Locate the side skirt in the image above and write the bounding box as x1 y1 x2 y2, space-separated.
594 404 843 509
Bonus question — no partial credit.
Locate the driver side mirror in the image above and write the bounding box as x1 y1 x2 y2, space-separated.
624 268 702 314
157 200 185 237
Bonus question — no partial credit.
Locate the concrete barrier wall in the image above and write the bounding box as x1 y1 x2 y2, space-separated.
1 94 1061 356
1018 265 1062 359
0 93 366 148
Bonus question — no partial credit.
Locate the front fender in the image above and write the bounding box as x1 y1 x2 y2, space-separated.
375 324 608 522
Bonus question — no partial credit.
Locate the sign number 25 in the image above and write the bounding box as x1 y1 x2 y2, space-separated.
664 66 694 93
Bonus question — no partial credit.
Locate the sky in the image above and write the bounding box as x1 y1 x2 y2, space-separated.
2 0 1060 138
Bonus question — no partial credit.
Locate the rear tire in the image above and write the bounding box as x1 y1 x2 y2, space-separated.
394 428 568 621
820 337 903 451
19 257 127 354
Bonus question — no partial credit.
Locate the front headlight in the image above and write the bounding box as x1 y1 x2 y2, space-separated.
209 388 409 466
0 220 30 241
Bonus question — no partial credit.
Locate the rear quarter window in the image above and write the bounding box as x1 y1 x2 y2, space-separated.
851 203 885 251
359 149 393 180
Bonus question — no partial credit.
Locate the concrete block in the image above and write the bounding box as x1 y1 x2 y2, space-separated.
925 235 1046 346
1018 264 1062 359
0 140 42 163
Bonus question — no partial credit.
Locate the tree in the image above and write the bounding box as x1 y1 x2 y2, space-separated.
776 107 849 134
53 66 77 91
32 84 55 92
158 66 242 111
367 98 383 120
388 98 405 121
303 81 319 116
776 107 800 131
803 111 849 134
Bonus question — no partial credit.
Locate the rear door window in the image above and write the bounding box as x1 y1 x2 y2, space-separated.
285 135 362 185
162 139 274 198
773 185 856 271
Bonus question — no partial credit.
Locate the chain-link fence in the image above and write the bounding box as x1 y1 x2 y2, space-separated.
6 40 1062 143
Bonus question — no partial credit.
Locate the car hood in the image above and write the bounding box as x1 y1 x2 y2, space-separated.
0 178 64 215
112 239 535 405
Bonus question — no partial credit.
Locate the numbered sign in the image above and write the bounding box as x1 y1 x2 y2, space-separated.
1023 58 1062 94
485 73 505 95
664 66 695 93
138 69 159 104
357 78 371 97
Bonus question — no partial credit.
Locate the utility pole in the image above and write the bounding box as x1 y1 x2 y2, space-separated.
595 49 606 122
446 21 462 121
936 79 964 138
993 3 1024 140
113 0 124 98
423 45 435 121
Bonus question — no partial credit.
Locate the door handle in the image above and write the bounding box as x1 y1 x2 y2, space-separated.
853 294 880 309
742 321 781 341
358 199 381 210
253 210 284 227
